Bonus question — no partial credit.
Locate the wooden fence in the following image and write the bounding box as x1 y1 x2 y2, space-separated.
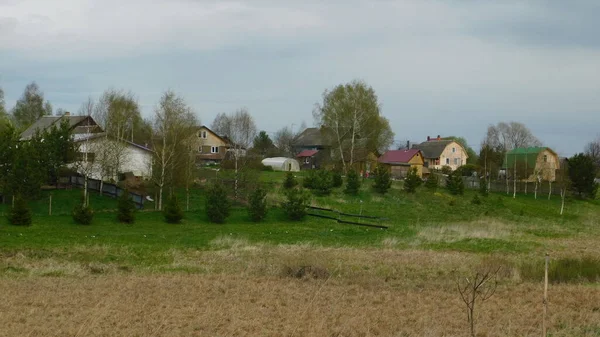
452 177 563 196
69 176 146 209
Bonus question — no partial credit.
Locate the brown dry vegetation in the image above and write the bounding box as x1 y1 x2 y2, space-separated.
1 242 600 337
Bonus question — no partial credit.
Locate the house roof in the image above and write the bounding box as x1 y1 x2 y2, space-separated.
503 147 557 169
20 115 99 140
73 132 153 152
293 127 329 147
412 140 454 159
297 149 318 158
378 149 422 164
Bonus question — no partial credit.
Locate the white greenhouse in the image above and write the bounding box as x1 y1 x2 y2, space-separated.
261 157 300 172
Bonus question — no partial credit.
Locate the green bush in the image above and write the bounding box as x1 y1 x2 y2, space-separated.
372 165 392 194
117 190 136 224
471 193 482 205
7 196 32 226
479 177 489 197
446 171 464 195
441 166 452 175
72 198 93 225
283 171 298 189
456 164 478 177
206 183 230 224
164 194 184 224
302 170 316 189
331 171 343 188
312 170 333 196
344 169 361 195
247 187 268 222
283 188 310 221
425 174 439 191
403 167 422 193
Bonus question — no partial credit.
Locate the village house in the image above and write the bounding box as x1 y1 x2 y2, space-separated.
20 114 153 181
195 125 235 165
292 127 331 170
412 135 468 171
503 147 560 181
378 149 425 178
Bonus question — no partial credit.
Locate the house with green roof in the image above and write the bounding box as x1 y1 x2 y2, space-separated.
503 147 560 181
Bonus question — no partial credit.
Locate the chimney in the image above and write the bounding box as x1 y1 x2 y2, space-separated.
437 135 441 140
427 136 430 141
406 140 410 149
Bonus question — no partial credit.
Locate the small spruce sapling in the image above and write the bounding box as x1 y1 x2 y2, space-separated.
344 169 361 195
164 194 184 224
206 183 230 224
117 189 136 224
425 173 439 191
8 195 32 226
372 165 392 194
247 187 268 222
283 171 298 189
283 188 310 221
403 167 422 193
72 197 93 225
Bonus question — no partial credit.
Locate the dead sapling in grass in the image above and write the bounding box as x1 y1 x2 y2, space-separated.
455 266 501 337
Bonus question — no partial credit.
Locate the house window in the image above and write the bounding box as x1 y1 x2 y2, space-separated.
543 155 548 162
446 158 450 165
198 146 203 153
201 131 207 139
452 147 456 153
211 146 219 154
304 157 310 164
454 158 459 165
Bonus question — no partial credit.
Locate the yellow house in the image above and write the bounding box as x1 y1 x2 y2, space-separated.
195 126 231 164
413 136 469 171
378 149 425 178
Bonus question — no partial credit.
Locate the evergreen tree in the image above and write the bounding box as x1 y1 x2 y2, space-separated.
446 171 465 195
471 193 482 205
283 171 298 189
283 188 310 221
7 195 32 226
164 194 184 224
312 170 333 196
302 170 316 189
206 183 230 223
247 187 268 222
372 165 392 194
567 153 598 199
425 173 439 191
479 177 489 197
117 189 136 224
403 167 422 193
72 198 93 225
344 169 361 195
331 170 343 188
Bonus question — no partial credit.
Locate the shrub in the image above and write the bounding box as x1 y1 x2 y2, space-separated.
312 170 333 196
283 171 298 189
206 183 230 224
247 187 268 222
403 167 422 193
117 190 136 224
331 170 343 188
479 177 489 197
72 198 93 225
425 173 439 191
8 196 32 226
164 194 184 224
372 165 392 194
441 165 452 175
446 171 465 195
283 188 310 221
344 169 361 195
456 164 478 177
302 170 316 189
471 193 482 205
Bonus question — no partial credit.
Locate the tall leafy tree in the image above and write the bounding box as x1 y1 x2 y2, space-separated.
567 153 598 199
252 131 275 157
585 136 600 170
11 82 53 129
313 80 394 173
0 87 7 120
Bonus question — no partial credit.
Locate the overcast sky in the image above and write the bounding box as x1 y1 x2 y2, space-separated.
1 0 599 156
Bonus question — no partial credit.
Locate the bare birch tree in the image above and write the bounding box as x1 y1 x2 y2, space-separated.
313 80 393 173
273 126 298 157
585 136 600 169
151 91 197 210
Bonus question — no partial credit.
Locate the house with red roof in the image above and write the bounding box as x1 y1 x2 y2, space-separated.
378 149 425 178
296 149 320 169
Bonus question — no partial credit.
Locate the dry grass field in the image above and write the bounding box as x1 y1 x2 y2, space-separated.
1 242 600 337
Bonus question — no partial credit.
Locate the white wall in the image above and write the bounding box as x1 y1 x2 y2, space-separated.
75 137 152 181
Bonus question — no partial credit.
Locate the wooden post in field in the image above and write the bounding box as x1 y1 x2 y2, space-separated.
543 253 549 337
49 194 52 216
12 195 15 207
